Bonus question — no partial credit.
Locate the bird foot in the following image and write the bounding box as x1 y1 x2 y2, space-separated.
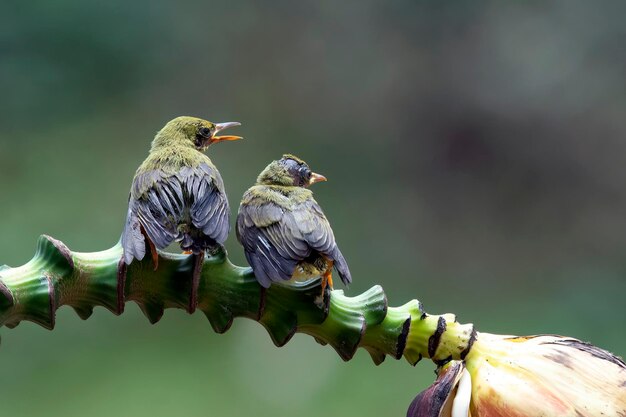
317 263 334 303
207 244 226 257
314 283 331 314
314 294 324 308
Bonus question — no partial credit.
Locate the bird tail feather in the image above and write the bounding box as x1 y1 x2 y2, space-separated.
121 204 146 264
333 248 352 285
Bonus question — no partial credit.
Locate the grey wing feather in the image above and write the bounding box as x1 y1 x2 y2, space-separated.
122 163 230 264
237 202 299 287
291 200 335 255
292 200 351 284
237 196 352 286
189 166 230 245
135 179 180 248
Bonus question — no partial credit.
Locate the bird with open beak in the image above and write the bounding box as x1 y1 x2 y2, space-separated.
236 155 351 302
121 116 242 312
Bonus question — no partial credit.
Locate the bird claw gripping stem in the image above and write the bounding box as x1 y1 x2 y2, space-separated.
0 235 475 366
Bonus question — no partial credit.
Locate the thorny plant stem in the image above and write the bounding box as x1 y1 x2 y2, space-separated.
0 235 475 365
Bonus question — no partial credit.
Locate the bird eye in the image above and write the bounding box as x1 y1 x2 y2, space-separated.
199 127 212 137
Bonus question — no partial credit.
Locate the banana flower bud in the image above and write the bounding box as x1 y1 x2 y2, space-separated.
407 333 626 417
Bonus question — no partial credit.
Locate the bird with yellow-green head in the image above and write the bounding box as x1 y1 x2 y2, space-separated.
121 116 242 313
236 155 352 304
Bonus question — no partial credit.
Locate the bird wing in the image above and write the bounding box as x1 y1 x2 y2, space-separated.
236 196 351 287
121 163 229 264
186 163 230 245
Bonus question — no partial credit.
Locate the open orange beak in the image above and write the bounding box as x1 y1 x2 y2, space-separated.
307 172 327 186
210 122 243 144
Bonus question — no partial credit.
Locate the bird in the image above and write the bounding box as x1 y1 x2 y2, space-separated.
236 154 351 302
121 116 242 312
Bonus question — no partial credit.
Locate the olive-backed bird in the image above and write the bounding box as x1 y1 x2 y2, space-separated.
236 155 351 301
121 116 242 312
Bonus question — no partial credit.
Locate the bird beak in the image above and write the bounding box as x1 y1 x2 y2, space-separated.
307 172 327 186
210 122 243 144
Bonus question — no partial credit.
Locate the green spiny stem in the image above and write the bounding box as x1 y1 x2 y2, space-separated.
0 235 475 365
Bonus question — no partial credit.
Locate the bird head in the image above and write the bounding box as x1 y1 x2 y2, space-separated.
257 154 327 187
152 116 242 151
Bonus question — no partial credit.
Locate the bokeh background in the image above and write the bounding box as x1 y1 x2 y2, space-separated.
1 1 625 416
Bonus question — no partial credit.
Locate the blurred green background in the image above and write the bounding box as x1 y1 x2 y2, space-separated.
1 1 625 416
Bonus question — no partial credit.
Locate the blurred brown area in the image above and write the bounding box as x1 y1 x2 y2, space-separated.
1 1 625 416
